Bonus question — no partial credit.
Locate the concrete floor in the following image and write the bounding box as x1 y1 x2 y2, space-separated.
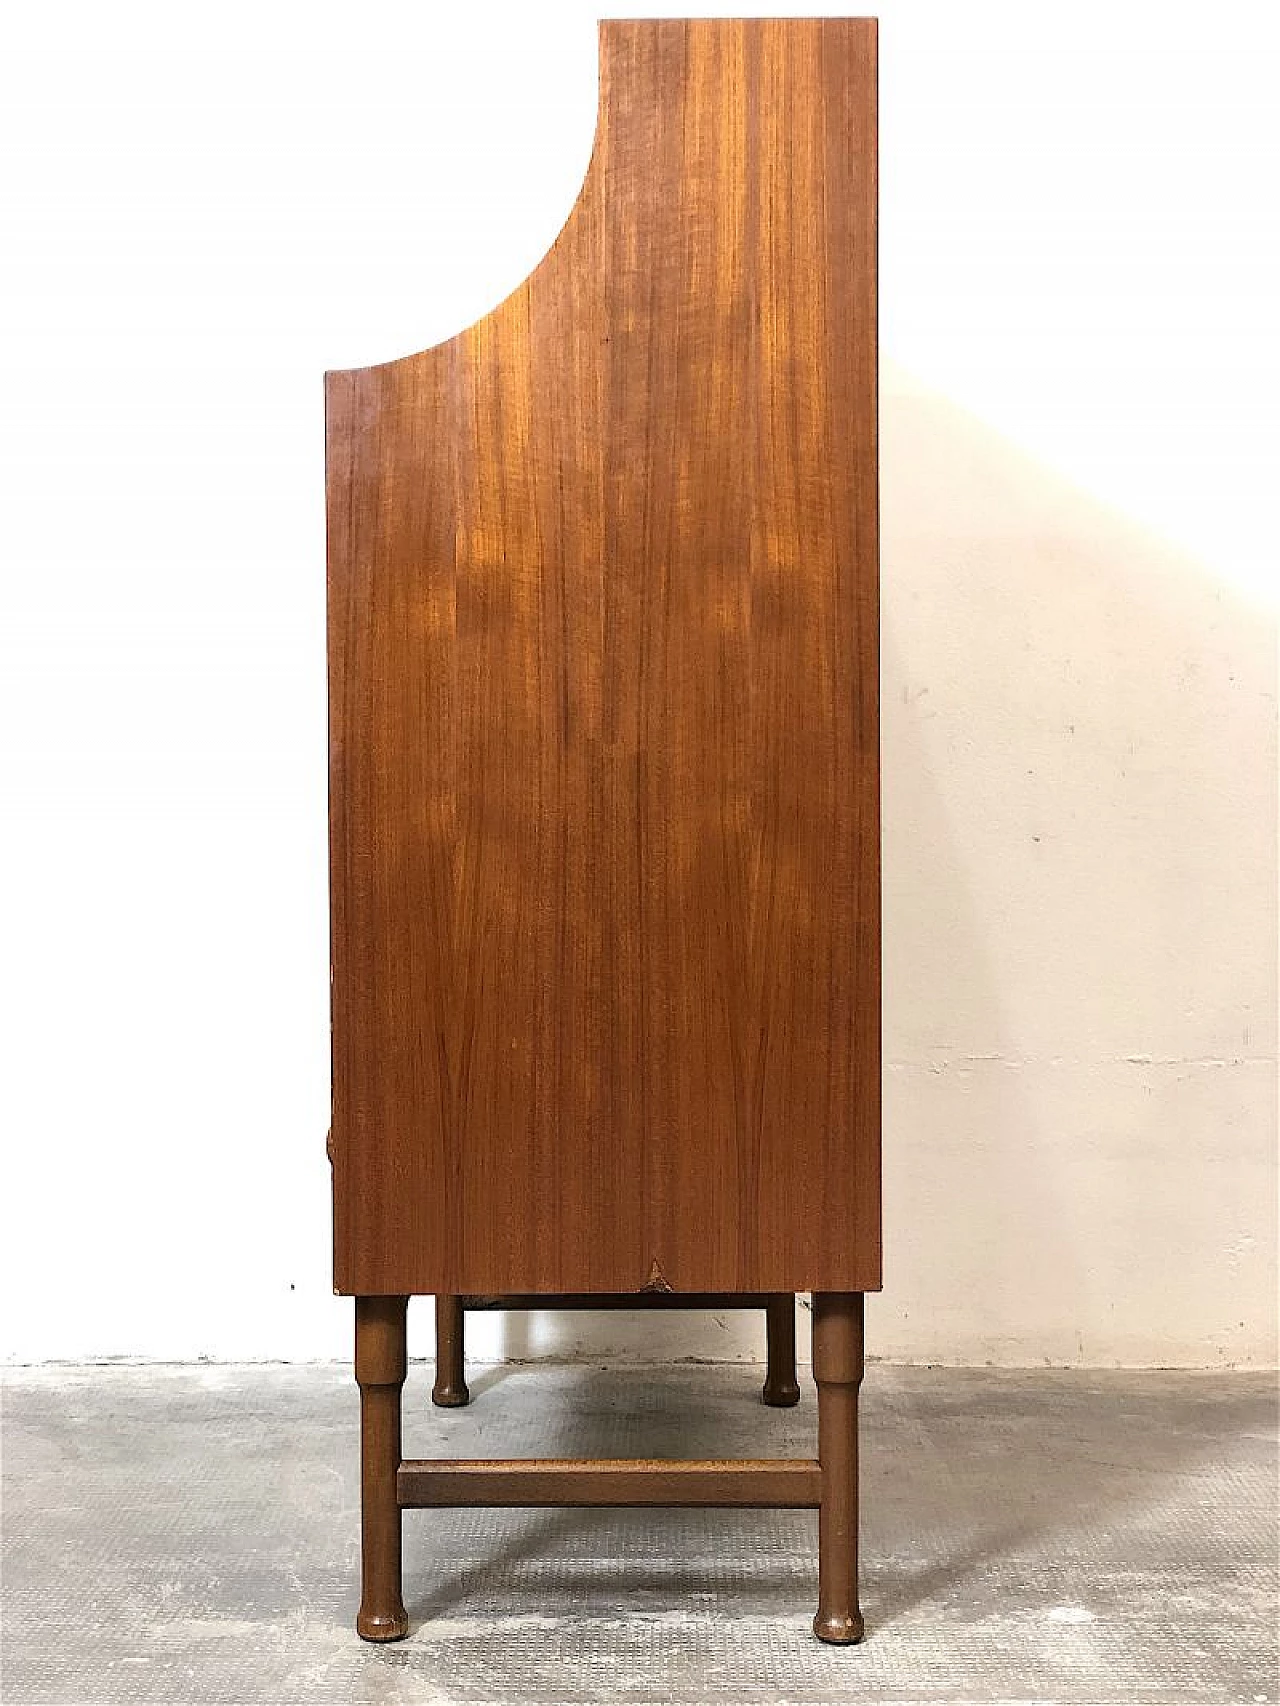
1 1362 1276 1705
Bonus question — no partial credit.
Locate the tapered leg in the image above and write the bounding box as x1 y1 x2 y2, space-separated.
431 1294 470 1407
762 1293 801 1406
355 1295 409 1642
812 1291 865 1644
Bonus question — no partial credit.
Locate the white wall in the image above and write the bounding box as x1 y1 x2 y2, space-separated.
0 2 1274 1367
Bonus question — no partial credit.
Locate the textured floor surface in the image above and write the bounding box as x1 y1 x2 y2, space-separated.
1 1361 1276 1706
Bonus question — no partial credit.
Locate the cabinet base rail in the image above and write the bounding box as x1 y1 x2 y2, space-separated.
398 1456 821 1508
455 1292 778 1310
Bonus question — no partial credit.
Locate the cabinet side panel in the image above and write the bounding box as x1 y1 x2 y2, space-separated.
328 17 879 1295
602 19 880 1290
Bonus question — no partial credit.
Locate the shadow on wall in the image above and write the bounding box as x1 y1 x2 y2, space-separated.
473 361 1276 1373
878 361 1275 1368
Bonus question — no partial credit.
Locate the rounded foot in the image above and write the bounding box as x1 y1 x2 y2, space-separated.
813 1608 865 1645
357 1606 409 1642
761 1376 801 1407
431 1380 470 1408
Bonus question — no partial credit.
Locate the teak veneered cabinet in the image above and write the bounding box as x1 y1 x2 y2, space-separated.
327 16 880 1644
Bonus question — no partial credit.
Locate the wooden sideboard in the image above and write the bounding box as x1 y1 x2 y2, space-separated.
326 16 880 1643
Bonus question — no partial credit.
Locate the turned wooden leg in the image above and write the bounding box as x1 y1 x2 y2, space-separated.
762 1292 801 1406
355 1295 409 1642
431 1294 470 1407
812 1291 865 1644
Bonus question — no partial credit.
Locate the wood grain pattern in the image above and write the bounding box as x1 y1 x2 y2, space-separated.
328 18 880 1297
